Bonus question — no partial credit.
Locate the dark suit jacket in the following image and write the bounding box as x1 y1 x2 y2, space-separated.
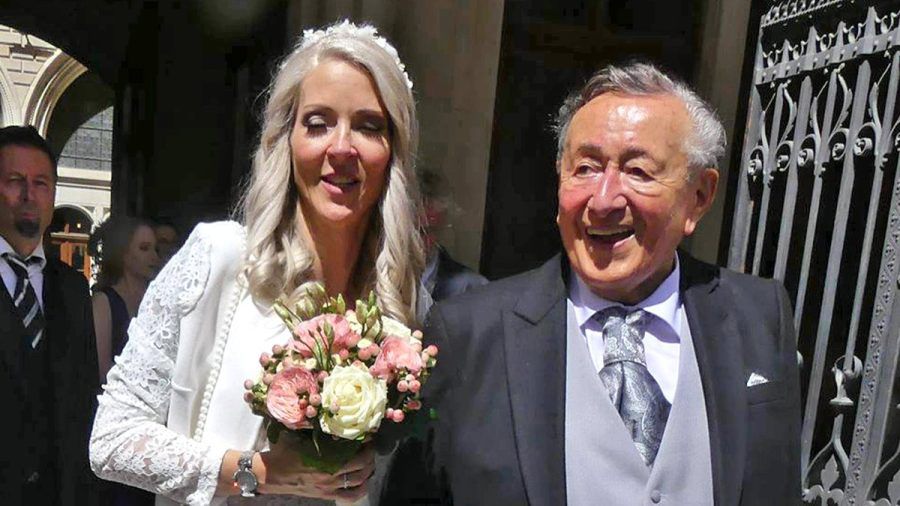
430 247 489 302
0 258 100 505
383 251 801 505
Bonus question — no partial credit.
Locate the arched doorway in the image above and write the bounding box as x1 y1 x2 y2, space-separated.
47 205 93 281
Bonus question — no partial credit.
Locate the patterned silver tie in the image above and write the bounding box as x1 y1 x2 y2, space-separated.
596 307 670 466
3 252 45 350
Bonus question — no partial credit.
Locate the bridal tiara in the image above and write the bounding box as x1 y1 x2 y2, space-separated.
298 20 414 91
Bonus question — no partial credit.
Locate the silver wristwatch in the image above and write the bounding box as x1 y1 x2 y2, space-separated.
233 451 259 497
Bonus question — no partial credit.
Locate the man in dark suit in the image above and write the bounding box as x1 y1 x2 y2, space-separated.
384 63 800 504
0 126 100 505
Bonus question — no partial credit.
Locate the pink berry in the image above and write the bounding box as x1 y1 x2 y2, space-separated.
409 380 421 393
243 391 253 403
412 330 423 339
406 400 422 411
397 381 409 393
425 345 438 357
392 410 405 423
369 345 380 356
305 405 318 418
272 344 284 355
243 379 254 390
386 408 394 418
259 352 271 367
309 393 322 406
338 349 350 361
358 348 372 361
317 371 329 382
263 373 275 385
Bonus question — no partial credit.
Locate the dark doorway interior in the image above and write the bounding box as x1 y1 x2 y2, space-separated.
480 0 701 279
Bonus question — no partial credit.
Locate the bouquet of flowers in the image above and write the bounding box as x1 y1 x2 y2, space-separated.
243 283 437 473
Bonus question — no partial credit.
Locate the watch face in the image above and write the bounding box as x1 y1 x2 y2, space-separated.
235 469 258 493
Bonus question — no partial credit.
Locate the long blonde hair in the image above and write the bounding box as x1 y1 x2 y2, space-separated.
237 21 424 326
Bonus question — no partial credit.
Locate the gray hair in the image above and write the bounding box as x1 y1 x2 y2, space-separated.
553 62 726 174
237 21 424 326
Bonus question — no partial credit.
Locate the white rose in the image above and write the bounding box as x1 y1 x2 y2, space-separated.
382 316 414 341
319 364 387 439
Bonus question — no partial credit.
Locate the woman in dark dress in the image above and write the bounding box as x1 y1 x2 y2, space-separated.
89 216 160 506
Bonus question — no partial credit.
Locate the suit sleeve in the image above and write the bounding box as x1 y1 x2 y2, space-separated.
80 275 103 496
380 305 454 504
775 280 802 501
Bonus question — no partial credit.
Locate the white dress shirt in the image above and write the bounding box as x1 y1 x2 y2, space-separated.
0 235 47 310
568 258 684 402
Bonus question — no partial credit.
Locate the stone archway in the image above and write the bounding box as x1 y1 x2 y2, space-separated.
21 50 86 136
0 64 22 125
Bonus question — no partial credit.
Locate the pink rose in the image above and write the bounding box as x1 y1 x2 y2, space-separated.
291 314 361 358
370 336 424 382
265 367 319 429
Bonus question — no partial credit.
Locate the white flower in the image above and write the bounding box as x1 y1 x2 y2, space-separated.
297 20 413 90
319 364 387 439
382 316 414 341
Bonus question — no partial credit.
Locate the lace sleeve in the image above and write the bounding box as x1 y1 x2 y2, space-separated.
90 228 223 505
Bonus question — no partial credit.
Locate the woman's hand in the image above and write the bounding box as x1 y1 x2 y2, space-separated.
258 437 375 501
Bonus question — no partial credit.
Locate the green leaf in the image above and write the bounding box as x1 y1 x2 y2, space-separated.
293 431 363 474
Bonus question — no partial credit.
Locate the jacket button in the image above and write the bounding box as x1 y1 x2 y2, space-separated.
650 490 662 503
27 471 40 483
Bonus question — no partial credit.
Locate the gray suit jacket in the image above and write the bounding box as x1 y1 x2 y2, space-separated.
382 251 801 505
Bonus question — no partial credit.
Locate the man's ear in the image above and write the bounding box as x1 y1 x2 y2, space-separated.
683 167 719 237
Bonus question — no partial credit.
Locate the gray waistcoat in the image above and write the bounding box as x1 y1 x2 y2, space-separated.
564 301 714 505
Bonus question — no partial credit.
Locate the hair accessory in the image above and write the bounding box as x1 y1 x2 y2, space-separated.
298 20 413 90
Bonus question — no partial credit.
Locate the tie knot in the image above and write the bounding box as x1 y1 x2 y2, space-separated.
2 252 38 277
595 306 650 366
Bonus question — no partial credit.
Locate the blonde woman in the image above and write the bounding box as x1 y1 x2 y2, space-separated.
90 21 425 505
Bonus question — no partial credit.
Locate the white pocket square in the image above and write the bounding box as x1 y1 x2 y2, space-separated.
747 372 769 387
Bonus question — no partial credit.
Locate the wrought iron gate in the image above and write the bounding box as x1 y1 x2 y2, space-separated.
728 0 900 503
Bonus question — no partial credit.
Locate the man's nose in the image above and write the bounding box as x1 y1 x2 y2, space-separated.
20 181 35 202
586 169 628 215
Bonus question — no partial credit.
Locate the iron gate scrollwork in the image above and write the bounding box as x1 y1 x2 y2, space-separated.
728 0 900 503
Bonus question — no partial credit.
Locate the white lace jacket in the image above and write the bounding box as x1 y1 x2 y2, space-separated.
90 221 426 506
90 221 255 505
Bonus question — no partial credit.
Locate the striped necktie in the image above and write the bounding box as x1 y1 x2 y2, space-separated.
3 252 45 350
596 306 670 467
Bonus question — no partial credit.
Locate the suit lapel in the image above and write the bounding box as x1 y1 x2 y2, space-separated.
0 271 25 395
503 255 568 505
43 261 74 405
679 252 747 505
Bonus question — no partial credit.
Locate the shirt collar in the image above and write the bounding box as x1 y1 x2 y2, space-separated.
0 234 47 269
569 255 682 333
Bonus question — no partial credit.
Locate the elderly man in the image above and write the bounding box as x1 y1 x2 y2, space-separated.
383 63 800 505
0 126 100 505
